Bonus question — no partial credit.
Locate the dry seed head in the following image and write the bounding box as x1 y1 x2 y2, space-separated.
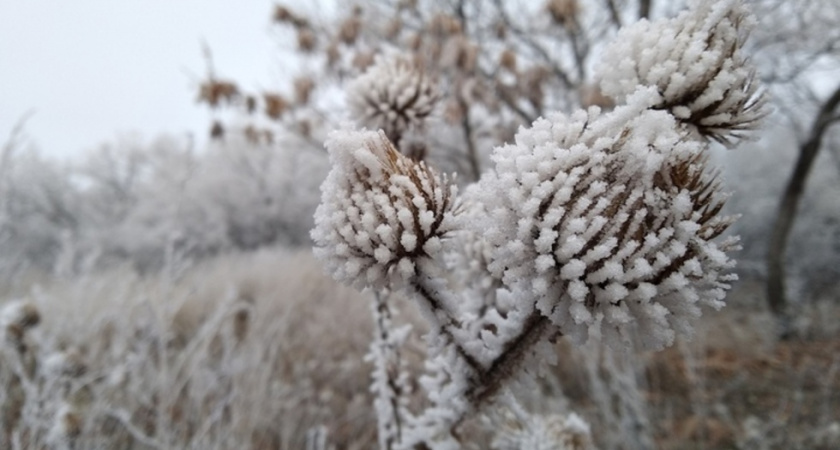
442 36 478 72
339 16 361 44
546 0 580 29
346 55 439 145
598 0 768 145
44 349 87 378
197 80 240 107
0 300 41 330
519 66 551 109
273 5 308 28
352 51 376 70
297 28 317 52
499 49 518 72
479 99 737 350
385 18 402 40
430 13 462 36
294 77 316 104
263 92 289 120
327 42 341 67
579 83 614 109
494 20 508 39
312 129 459 290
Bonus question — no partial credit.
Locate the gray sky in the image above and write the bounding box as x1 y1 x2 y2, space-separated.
1 0 281 160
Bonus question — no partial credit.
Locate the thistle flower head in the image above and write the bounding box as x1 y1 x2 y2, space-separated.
346 55 439 145
311 129 458 290
598 0 768 146
477 98 737 349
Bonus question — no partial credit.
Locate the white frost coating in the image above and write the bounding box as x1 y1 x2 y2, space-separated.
491 404 595 450
0 299 40 329
347 55 439 142
477 101 738 350
597 0 767 145
311 128 458 290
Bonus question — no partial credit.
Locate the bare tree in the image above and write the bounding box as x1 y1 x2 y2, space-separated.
749 0 840 330
766 84 840 327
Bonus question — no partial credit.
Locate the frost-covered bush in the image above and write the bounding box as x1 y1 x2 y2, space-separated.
311 0 767 448
0 132 327 279
0 249 379 450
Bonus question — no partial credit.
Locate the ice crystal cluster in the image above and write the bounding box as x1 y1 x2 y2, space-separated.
476 90 738 350
346 56 439 144
311 128 458 290
598 0 766 145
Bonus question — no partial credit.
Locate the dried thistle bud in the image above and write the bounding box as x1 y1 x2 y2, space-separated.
43 349 87 378
441 36 478 72
339 16 361 45
546 0 580 29
352 50 375 70
598 0 768 145
273 5 308 28
519 66 551 110
478 96 738 350
579 83 614 109
263 92 289 120
297 28 317 52
197 80 239 107
430 13 462 36
385 18 402 40
499 49 518 73
311 129 459 290
326 42 341 67
346 55 439 145
294 77 316 104
0 300 40 330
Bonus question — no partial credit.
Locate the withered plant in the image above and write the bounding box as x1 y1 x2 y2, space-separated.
311 0 767 448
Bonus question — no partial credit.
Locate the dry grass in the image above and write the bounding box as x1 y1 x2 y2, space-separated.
1 252 838 449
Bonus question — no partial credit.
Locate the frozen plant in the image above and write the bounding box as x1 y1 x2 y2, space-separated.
311 0 766 448
346 55 439 150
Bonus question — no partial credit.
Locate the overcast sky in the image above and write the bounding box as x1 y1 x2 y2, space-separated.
1 0 285 160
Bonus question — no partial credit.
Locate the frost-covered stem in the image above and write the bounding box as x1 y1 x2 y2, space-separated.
463 313 554 411
456 95 481 182
639 0 652 19
102 409 164 449
369 292 409 450
409 275 482 374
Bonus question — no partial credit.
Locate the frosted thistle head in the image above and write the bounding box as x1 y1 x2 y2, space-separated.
311 129 458 290
598 0 768 146
346 55 439 147
478 100 738 350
